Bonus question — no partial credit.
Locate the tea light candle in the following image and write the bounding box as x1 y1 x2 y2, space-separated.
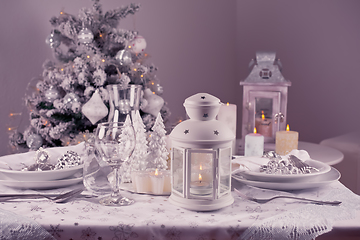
150 169 165 194
275 124 299 155
217 102 237 154
190 173 212 195
244 128 264 157
131 169 171 194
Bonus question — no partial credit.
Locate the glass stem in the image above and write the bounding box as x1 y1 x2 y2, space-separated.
111 167 121 197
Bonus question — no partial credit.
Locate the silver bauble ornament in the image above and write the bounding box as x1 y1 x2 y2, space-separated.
63 93 80 108
26 134 43 150
44 86 61 102
119 99 131 114
115 49 132 66
45 32 60 48
78 28 94 44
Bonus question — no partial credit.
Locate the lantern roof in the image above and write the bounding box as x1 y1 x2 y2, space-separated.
240 51 291 86
170 93 234 145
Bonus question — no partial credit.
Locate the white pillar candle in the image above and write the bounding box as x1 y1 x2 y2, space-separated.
217 103 237 154
244 128 264 157
275 124 299 155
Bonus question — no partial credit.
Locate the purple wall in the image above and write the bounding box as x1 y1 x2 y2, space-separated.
1 0 360 156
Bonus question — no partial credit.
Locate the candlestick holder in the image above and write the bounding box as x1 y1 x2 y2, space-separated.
169 93 235 211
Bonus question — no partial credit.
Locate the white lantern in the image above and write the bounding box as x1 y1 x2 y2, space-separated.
240 52 291 149
169 93 235 211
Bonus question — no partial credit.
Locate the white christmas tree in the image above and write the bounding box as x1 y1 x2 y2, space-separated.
120 111 149 182
147 113 168 170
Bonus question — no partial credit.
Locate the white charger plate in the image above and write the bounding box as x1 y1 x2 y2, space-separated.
232 167 340 191
0 164 84 181
0 176 83 190
233 159 331 183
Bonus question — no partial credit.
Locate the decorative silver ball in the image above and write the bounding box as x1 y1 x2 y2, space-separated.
44 87 61 102
63 93 80 108
118 99 131 114
78 28 94 44
115 49 132 66
45 32 60 48
26 134 43 150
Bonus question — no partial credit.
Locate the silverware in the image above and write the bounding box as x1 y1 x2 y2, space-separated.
0 187 84 203
288 155 319 173
234 188 341 206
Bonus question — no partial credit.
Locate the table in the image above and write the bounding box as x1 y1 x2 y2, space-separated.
0 144 358 240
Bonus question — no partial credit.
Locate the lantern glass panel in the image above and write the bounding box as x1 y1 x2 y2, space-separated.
188 150 215 199
219 147 231 196
172 147 185 195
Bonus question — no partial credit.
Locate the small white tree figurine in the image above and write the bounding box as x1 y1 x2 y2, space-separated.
130 111 149 171
147 113 168 170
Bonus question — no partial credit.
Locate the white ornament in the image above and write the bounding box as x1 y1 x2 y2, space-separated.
44 86 60 102
115 49 132 66
141 88 164 117
81 90 109 124
129 35 147 54
78 28 94 44
63 93 80 108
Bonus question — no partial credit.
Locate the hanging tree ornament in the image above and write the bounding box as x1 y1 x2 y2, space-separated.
115 49 132 66
81 89 109 124
78 27 94 44
129 35 147 54
44 86 61 102
26 134 43 150
63 92 80 108
45 31 61 48
141 88 164 117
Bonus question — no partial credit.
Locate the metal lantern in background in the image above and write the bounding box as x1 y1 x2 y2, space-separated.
169 93 235 211
240 52 291 148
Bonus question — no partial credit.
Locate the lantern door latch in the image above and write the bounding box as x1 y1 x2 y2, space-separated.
274 113 284 123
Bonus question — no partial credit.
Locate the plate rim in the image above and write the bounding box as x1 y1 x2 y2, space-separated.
232 167 340 190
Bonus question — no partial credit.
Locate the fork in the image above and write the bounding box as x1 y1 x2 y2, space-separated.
0 187 84 203
288 155 318 173
234 188 341 206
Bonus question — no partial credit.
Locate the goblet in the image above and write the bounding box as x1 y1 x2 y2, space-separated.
94 121 136 206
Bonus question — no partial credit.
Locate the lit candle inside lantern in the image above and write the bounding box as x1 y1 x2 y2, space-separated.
275 124 299 155
190 173 211 195
244 127 264 157
217 102 237 154
258 112 272 138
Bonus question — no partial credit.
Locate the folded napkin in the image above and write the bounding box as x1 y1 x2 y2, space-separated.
232 149 312 175
0 142 86 171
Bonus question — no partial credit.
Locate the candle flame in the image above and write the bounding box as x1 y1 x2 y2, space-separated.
155 168 159 176
261 111 265 120
286 124 290 131
254 127 257 134
226 102 230 106
199 173 202 182
200 164 203 170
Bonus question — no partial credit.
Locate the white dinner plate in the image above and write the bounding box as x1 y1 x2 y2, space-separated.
232 167 340 191
232 158 331 183
0 164 84 181
0 176 83 190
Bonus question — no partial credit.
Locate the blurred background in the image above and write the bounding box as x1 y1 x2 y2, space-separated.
1 0 360 156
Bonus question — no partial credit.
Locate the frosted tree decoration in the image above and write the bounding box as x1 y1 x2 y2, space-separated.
147 113 168 170
120 111 149 182
8 0 171 150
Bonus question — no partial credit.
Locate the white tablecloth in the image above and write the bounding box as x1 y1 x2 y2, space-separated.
0 179 360 240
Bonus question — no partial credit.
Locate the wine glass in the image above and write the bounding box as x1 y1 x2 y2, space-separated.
94 121 136 206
